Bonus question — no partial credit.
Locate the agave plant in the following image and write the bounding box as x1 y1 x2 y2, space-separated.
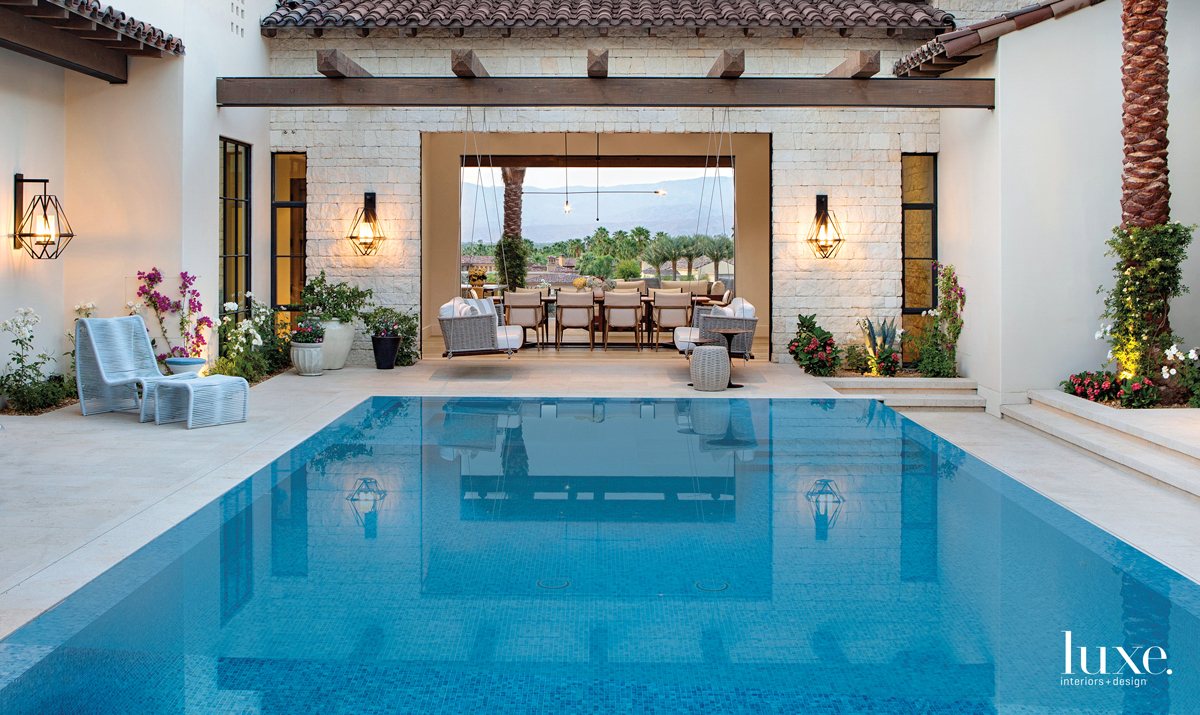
857 317 898 360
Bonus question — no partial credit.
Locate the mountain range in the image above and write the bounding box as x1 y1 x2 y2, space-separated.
460 176 735 245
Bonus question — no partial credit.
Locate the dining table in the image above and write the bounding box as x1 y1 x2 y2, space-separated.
493 292 716 349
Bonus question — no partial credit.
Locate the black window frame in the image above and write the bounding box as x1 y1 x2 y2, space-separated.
219 137 252 326
270 152 307 312
901 152 938 317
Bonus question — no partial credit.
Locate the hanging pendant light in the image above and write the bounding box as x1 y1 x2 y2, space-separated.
13 174 74 260
346 192 384 256
806 194 844 259
805 478 844 541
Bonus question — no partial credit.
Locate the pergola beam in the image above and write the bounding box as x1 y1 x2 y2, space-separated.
450 49 488 77
587 49 608 78
826 50 880 79
707 50 744 78
0 5 126 83
317 48 373 78
216 76 995 109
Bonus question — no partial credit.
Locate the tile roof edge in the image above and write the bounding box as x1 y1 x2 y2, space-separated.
892 0 1106 77
50 0 185 55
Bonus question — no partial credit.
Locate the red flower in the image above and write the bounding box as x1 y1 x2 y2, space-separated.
1118 390 1125 396
1132 383 1141 391
1102 381 1111 389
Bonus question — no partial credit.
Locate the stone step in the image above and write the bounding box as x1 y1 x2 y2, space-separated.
821 377 984 411
1000 400 1200 499
1027 389 1200 461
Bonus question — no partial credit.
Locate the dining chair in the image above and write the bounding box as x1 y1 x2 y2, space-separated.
503 291 546 349
602 291 643 351
555 291 596 350
650 292 691 351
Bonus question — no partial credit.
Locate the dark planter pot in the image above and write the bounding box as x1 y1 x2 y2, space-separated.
372 336 402 369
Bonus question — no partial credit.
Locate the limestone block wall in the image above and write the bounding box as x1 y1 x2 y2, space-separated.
268 29 940 363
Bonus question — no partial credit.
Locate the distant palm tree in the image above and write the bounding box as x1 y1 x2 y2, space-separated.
588 227 610 252
615 237 639 262
678 235 703 280
631 226 651 251
656 237 685 280
700 235 735 278
566 238 585 258
640 242 668 279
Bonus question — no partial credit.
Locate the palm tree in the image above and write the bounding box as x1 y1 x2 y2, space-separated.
1120 0 1170 229
631 226 651 251
700 235 735 279
501 167 526 239
566 238 585 258
640 242 668 279
656 236 685 280
678 235 703 280
615 237 639 262
587 227 610 252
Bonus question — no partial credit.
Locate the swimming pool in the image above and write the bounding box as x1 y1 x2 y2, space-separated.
0 397 1196 714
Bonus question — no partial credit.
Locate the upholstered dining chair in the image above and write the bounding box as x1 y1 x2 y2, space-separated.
504 291 546 349
602 291 643 351
555 291 596 350
650 292 691 351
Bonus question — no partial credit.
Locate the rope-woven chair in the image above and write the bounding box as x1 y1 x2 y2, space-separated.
674 304 758 361
439 299 522 358
76 315 198 422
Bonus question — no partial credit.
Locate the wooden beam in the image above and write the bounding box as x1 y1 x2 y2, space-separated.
461 154 735 168
0 6 126 82
18 1 68 19
450 49 488 78
707 50 744 78
826 50 880 79
216 76 996 109
587 49 608 78
317 48 373 78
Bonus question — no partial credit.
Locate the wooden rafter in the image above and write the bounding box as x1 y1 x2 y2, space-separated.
216 76 995 109
587 49 608 78
317 48 373 78
707 50 744 78
0 5 126 82
450 49 488 77
826 50 880 79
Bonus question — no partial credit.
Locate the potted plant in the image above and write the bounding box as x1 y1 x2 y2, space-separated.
301 271 372 370
467 267 487 287
361 306 407 369
289 316 325 376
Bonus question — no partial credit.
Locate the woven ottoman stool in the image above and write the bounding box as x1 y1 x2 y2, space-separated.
690 345 729 392
155 375 249 429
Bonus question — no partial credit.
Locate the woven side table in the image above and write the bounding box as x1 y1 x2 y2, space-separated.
690 345 730 392
155 375 249 429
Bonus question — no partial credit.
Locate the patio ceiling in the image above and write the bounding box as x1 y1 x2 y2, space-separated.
0 0 184 83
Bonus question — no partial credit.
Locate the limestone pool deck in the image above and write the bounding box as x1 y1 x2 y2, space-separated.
2 358 1200 641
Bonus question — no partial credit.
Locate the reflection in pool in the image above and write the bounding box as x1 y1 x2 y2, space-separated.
0 397 1196 714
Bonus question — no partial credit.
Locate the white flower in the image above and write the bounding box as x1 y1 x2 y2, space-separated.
1107 349 1114 361
1190 349 1198 361
244 291 254 298
1095 330 1103 340
86 302 95 309
223 302 238 312
74 304 81 311
1170 368 1177 376
1162 366 1171 379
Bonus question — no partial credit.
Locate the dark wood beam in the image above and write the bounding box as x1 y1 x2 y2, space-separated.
587 49 608 78
18 1 68 19
461 155 734 168
707 50 744 79
826 50 880 79
0 6 126 83
317 48 373 78
450 49 488 77
216 76 996 109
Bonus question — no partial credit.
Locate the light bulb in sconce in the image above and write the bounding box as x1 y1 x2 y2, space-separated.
655 189 667 196
357 220 375 246
563 201 572 214
33 213 58 246
346 192 384 256
806 194 844 259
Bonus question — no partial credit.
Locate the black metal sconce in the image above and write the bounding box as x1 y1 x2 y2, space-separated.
805 478 844 541
13 174 74 260
806 194 844 259
346 477 387 539
346 192 384 256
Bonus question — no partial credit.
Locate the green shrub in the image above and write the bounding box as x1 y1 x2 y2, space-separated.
843 344 871 374
302 271 373 322
1 307 75 414
614 259 642 280
1118 376 1159 409
1059 370 1120 402
5 374 74 413
908 326 958 378
493 235 528 288
787 314 840 377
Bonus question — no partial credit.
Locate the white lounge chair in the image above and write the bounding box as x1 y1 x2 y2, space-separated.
674 297 758 360
438 297 523 358
76 315 199 422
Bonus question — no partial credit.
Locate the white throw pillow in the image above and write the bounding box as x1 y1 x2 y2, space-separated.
456 302 479 317
709 305 735 317
439 300 458 318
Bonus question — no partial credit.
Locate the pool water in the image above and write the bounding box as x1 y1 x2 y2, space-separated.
0 397 1197 714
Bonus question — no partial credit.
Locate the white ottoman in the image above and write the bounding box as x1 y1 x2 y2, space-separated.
155 375 249 429
690 345 730 392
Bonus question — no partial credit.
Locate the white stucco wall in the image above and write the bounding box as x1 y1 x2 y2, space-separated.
0 50 66 368
61 0 274 360
940 0 1200 411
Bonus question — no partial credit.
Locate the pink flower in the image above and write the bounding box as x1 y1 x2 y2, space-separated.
1132 383 1141 391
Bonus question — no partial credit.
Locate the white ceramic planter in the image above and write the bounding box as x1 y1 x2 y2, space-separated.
291 342 324 376
163 357 207 375
320 319 355 370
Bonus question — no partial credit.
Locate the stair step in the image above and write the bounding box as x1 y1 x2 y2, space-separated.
1001 402 1200 498
1028 389 1200 461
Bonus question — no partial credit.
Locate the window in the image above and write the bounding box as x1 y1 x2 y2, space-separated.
219 138 251 325
901 154 937 362
271 153 307 311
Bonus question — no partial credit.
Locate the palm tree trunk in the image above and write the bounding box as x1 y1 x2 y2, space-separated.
502 167 526 239
1121 0 1170 228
